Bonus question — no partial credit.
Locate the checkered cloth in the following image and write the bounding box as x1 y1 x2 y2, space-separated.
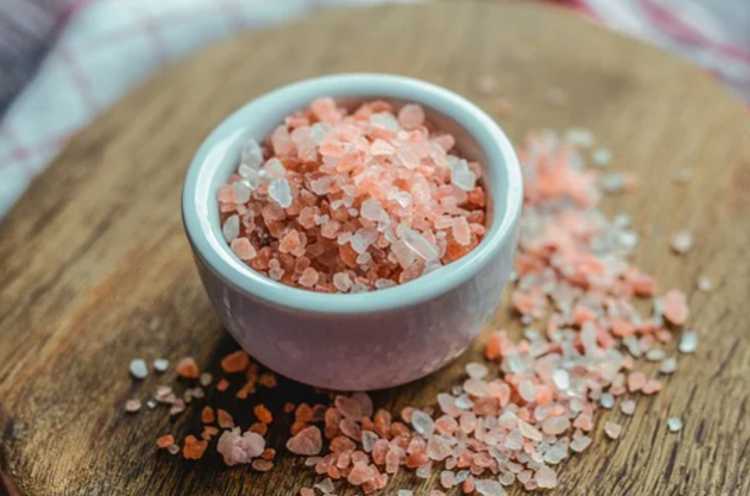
1 0 748 217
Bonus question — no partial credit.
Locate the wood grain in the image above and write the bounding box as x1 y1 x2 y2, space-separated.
1 2 749 495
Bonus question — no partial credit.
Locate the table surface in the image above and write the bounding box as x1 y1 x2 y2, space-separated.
1 2 749 495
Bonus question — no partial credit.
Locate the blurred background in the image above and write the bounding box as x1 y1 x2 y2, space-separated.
1 0 748 218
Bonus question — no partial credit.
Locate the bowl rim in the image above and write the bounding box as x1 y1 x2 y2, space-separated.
182 73 522 315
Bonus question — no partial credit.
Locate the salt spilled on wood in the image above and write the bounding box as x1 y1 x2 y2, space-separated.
126 129 697 495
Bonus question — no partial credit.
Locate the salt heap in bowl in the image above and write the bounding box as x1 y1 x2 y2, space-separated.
218 97 487 293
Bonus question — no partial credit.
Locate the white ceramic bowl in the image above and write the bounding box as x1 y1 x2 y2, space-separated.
182 74 522 390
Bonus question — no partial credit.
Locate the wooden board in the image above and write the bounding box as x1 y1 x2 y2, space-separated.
1 2 749 495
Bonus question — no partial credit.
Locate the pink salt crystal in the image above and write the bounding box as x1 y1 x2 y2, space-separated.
230 237 256 260
662 289 689 326
535 465 558 489
299 488 315 496
627 371 647 392
298 268 319 288
286 426 322 456
397 104 425 130
216 428 266 466
451 216 472 246
604 421 623 440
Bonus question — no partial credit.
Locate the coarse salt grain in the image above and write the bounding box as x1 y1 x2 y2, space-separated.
129 358 148 379
670 230 693 254
217 98 486 292
667 417 683 432
604 421 623 440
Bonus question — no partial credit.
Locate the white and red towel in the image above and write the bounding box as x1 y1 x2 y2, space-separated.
1 0 747 217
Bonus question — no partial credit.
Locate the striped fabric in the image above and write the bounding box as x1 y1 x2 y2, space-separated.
0 0 747 217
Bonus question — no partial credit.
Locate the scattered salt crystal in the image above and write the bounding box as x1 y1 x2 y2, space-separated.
659 357 677 374
167 444 180 455
125 399 141 413
592 147 611 166
411 410 435 437
646 348 666 361
697 275 713 291
600 393 615 409
475 479 505 496
601 172 625 194
570 435 592 453
564 128 593 147
398 490 414 496
146 399 157 409
222 214 240 242
268 178 292 208
153 358 169 373
313 477 335 494
678 330 698 353
129 359 148 379
199 372 213 387
667 417 683 432
286 426 322 456
216 428 266 466
604 421 622 440
671 230 693 254
535 465 558 489
620 399 636 416
465 362 488 379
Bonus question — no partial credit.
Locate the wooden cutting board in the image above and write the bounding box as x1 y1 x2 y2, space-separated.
1 2 748 495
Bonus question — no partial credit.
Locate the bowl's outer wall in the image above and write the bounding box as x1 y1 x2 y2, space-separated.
192 223 517 391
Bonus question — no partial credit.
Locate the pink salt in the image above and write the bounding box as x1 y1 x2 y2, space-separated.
218 97 487 293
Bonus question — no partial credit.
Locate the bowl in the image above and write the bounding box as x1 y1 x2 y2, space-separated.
182 73 522 391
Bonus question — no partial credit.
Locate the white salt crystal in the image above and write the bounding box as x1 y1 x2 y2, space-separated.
620 399 636 416
332 272 353 292
268 178 292 208
129 359 148 379
678 331 698 354
667 417 683 432
518 420 543 442
361 198 388 222
552 369 570 390
465 362 488 379
370 112 400 132
232 181 252 204
400 227 439 261
600 393 615 409
659 357 677 374
411 410 435 437
222 214 240 242
240 138 263 170
671 230 693 254
350 228 378 254
313 478 335 494
570 435 592 453
263 158 286 179
519 380 537 402
474 478 506 496
697 276 713 291
601 172 625 194
592 147 611 166
153 358 169 373
646 348 666 362
398 491 414 496
450 158 477 191
535 465 558 489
